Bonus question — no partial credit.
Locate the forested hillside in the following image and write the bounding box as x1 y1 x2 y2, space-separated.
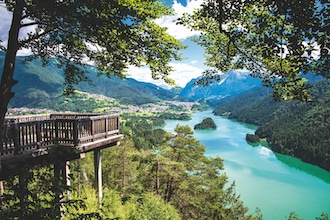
214 80 330 171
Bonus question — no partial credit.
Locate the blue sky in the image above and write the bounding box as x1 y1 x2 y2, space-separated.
162 0 188 6
0 0 206 88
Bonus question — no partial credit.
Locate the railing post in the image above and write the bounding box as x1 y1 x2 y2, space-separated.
55 120 59 145
117 115 120 133
105 117 108 137
73 119 78 146
36 121 41 148
14 123 20 155
91 118 94 141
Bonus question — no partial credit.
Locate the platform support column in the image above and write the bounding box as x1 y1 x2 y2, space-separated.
0 181 3 209
17 167 29 218
54 160 70 219
0 181 3 195
94 148 102 206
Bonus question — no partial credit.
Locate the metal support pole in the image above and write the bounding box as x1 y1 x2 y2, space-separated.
94 148 102 206
64 161 70 198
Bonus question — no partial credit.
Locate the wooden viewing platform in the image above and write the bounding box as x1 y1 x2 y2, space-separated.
0 113 123 179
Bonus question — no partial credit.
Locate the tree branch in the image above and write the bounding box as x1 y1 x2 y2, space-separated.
18 29 53 46
20 22 39 28
224 30 266 71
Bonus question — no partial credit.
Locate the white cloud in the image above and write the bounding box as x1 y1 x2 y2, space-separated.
170 62 204 86
127 62 203 88
302 41 320 59
155 0 203 40
0 6 35 55
0 6 12 49
17 47 33 56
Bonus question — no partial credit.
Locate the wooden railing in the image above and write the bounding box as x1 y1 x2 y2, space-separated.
1 114 120 157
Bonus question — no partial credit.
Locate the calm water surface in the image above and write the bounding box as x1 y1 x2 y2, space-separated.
162 110 330 220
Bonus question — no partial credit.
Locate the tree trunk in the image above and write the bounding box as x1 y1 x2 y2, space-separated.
0 0 23 149
164 176 173 203
121 145 126 200
156 155 160 195
18 168 29 218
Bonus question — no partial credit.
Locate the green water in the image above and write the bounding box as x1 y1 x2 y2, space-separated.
162 110 330 220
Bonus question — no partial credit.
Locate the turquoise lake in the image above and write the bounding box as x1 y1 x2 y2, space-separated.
161 110 330 220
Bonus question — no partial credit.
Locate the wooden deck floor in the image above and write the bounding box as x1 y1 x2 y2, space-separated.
1 113 123 168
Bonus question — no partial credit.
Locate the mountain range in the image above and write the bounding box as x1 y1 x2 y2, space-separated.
180 69 262 106
0 52 189 110
0 51 264 111
1 51 329 171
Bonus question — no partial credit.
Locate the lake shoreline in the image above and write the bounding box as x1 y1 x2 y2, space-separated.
212 110 330 173
162 110 330 220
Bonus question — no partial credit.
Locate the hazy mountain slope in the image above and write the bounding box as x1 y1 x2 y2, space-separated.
77 66 186 104
179 69 262 103
0 52 187 109
180 69 323 107
5 55 65 108
213 72 324 125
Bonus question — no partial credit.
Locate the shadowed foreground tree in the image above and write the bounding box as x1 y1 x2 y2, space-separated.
0 0 185 137
0 156 100 219
180 0 329 101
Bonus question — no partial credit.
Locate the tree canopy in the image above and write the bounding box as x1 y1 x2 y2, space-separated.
0 0 185 127
179 0 329 101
